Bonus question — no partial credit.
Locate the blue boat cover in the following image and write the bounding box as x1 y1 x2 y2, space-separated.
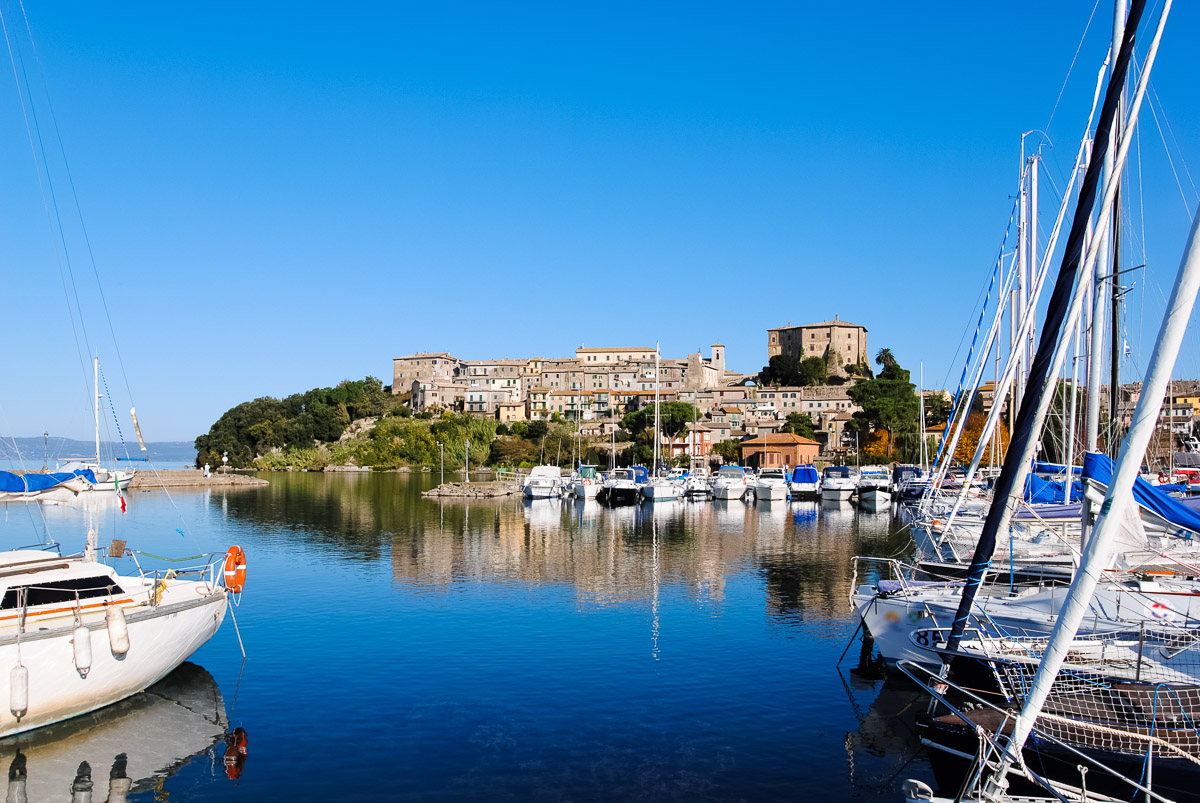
0 469 97 493
1033 462 1083 476
790 465 819 484
1083 452 1200 535
1024 474 1082 503
824 466 851 479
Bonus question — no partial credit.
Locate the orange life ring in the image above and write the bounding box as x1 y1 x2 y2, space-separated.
223 545 247 593
583 478 592 485
1159 473 1170 484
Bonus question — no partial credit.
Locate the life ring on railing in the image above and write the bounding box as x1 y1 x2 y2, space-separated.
223 545 247 593
583 478 592 485
1159 473 1170 484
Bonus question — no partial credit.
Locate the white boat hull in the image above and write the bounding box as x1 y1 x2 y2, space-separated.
821 485 854 501
754 483 789 502
642 482 679 501
0 589 227 737
571 482 599 499
859 488 892 508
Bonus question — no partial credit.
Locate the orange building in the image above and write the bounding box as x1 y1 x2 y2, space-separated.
740 433 820 469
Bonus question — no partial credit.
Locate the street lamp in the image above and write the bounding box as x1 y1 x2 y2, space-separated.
222 451 228 474
464 440 470 483
437 442 444 485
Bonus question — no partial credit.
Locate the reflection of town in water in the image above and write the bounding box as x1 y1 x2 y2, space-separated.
215 473 914 624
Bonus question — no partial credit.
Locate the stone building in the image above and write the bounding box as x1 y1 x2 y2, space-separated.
392 353 464 392
766 316 868 376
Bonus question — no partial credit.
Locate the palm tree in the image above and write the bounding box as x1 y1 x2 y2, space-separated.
875 348 896 370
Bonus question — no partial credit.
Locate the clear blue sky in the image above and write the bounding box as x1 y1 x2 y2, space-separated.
1 2 1197 443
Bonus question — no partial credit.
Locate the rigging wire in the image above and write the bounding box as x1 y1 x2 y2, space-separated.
0 3 92 410
15 0 138 405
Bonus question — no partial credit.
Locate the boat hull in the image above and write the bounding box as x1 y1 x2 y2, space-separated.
754 484 789 502
0 590 227 738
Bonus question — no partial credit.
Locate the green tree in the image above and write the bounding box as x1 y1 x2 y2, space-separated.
758 354 800 386
796 357 827 386
781 412 816 439
711 439 741 464
846 361 920 459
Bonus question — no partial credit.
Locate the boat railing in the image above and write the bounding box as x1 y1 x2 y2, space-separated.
849 556 916 606
897 659 1181 803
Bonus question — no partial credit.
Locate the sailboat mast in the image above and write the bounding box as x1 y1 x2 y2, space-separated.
94 356 101 467
1109 181 1123 446
1006 149 1198 768
946 0 1154 653
653 343 660 472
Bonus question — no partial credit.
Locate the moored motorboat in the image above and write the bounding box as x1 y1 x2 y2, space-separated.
712 465 750 501
820 466 857 501
788 464 820 500
753 468 790 502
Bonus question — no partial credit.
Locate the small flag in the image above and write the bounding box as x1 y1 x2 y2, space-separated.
119 493 126 513
115 475 126 513
1124 339 1132 359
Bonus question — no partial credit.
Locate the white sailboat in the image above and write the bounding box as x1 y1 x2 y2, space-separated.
901 4 1193 797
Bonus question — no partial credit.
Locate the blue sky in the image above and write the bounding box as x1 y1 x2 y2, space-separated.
0 2 1197 443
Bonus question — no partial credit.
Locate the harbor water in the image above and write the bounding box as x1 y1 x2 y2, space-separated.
1 472 935 801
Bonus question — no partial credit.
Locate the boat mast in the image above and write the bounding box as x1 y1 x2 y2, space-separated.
1001 133 1198 790
1086 0 1128 454
94 355 101 468
653 343 660 473
946 0 1155 654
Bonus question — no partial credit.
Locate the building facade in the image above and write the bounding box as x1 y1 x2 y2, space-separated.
766 316 867 375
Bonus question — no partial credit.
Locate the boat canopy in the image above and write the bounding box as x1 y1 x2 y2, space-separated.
0 469 97 493
528 466 562 479
1033 461 1083 476
1083 452 1200 535
1023 474 1082 503
892 465 921 484
790 465 819 484
823 466 851 479
715 466 745 477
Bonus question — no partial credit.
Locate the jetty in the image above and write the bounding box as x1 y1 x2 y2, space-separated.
129 470 268 489
422 481 516 498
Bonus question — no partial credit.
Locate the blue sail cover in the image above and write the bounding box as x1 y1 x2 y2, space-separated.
1083 452 1200 535
791 465 819 484
0 469 97 493
1033 462 1083 476
1024 474 1082 503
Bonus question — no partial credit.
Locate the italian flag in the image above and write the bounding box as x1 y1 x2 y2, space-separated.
116 475 126 513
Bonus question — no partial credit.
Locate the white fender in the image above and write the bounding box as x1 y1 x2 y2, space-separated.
106 605 130 655
73 626 92 677
10 664 27 719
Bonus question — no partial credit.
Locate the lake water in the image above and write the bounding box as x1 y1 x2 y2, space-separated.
0 472 936 801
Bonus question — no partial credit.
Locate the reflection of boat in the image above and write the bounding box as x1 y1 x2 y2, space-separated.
0 662 240 801
0 545 232 737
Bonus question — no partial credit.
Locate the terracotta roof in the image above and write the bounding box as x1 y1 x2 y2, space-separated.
395 352 460 361
576 346 657 353
741 433 820 446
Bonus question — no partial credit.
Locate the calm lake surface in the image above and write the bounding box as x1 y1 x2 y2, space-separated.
1 472 936 801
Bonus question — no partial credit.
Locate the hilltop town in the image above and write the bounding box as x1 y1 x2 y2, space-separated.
396 317 874 464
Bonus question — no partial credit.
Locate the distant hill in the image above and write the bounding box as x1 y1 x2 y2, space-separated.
0 437 196 470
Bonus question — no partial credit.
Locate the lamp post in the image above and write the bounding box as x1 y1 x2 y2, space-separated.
464 440 470 483
222 451 228 474
437 442 444 485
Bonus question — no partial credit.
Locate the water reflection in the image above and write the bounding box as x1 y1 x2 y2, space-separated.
0 662 240 801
